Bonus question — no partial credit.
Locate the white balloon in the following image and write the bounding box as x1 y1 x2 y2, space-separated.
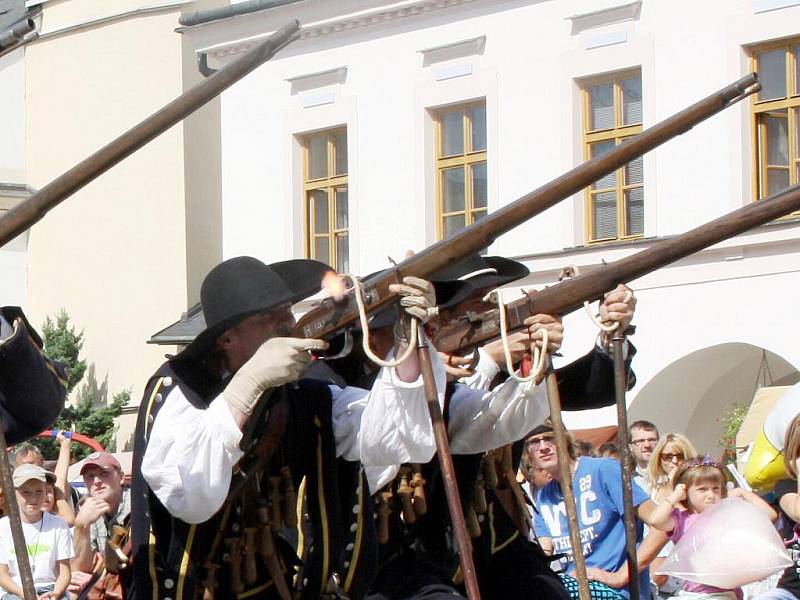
656 498 791 589
763 382 800 450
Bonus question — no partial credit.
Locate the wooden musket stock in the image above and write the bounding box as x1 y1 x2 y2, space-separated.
433 182 800 354
293 74 758 340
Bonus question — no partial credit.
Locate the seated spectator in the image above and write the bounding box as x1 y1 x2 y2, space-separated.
599 443 620 460
46 433 75 526
645 433 698 598
629 420 659 484
649 456 776 600
0 464 72 599
521 440 554 519
576 440 598 457
646 433 697 501
531 423 660 600
71 453 129 575
13 443 43 467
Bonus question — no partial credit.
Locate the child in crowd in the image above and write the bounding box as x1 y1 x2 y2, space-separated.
0 464 73 600
649 456 777 600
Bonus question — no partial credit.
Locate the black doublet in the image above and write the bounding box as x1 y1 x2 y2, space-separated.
366 345 636 600
128 360 375 599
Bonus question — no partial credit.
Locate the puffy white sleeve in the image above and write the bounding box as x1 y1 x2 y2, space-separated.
447 376 548 454
329 349 447 492
461 347 502 391
141 386 244 523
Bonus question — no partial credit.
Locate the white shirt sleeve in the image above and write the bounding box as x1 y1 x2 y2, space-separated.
0 518 9 565
330 348 447 492
461 347 502 391
447 375 548 454
56 521 74 560
141 386 244 524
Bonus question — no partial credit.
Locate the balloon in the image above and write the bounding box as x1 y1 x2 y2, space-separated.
744 383 800 491
656 498 791 589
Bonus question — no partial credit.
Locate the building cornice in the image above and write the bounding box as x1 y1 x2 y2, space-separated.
511 216 800 286
184 0 481 62
567 1 641 35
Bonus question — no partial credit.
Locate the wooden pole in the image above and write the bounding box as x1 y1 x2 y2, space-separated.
545 364 591 600
416 338 481 600
612 332 640 600
0 431 36 600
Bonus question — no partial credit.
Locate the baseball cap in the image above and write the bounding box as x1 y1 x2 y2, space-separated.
80 452 121 476
13 464 55 488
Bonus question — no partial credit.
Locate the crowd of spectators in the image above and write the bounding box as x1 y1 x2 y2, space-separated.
0 435 128 599
0 416 796 600
520 419 793 600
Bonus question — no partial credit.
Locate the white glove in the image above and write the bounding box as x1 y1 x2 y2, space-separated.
225 337 328 415
388 276 437 323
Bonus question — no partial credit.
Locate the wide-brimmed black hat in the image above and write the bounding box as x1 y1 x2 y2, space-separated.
429 254 529 308
175 256 333 360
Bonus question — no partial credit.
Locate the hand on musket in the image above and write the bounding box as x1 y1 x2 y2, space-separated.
481 314 564 368
599 284 637 330
386 276 437 380
597 284 637 349
437 352 478 380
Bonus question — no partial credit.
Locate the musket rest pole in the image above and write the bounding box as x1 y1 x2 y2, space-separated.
612 332 640 600
545 363 591 600
0 427 36 600
416 335 481 600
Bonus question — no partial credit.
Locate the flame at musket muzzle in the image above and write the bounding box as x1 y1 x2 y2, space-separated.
321 271 347 302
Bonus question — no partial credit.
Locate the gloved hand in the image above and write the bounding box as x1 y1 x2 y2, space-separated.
599 284 636 331
523 314 564 354
388 276 437 323
225 337 328 415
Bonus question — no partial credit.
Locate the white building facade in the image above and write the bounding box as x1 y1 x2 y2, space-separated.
180 0 800 454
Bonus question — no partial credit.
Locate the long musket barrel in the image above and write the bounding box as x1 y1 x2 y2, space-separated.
0 21 301 247
294 74 758 339
433 182 800 354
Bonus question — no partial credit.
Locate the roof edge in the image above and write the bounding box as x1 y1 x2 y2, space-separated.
179 0 303 28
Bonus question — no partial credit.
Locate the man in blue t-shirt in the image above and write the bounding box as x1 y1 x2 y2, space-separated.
531 424 660 600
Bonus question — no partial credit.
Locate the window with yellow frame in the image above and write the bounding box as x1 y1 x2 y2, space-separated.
303 128 349 272
581 70 643 243
434 102 487 240
751 39 800 201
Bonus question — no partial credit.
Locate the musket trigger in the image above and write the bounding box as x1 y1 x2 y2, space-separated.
316 329 354 361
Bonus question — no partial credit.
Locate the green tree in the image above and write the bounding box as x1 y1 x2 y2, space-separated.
718 403 749 464
41 310 87 393
56 389 130 460
36 311 127 460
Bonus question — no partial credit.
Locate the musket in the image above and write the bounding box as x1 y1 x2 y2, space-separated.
432 181 800 354
0 20 301 247
290 75 758 600
292 73 758 341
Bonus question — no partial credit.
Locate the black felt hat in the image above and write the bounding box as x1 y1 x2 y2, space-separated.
430 254 530 308
175 256 333 360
